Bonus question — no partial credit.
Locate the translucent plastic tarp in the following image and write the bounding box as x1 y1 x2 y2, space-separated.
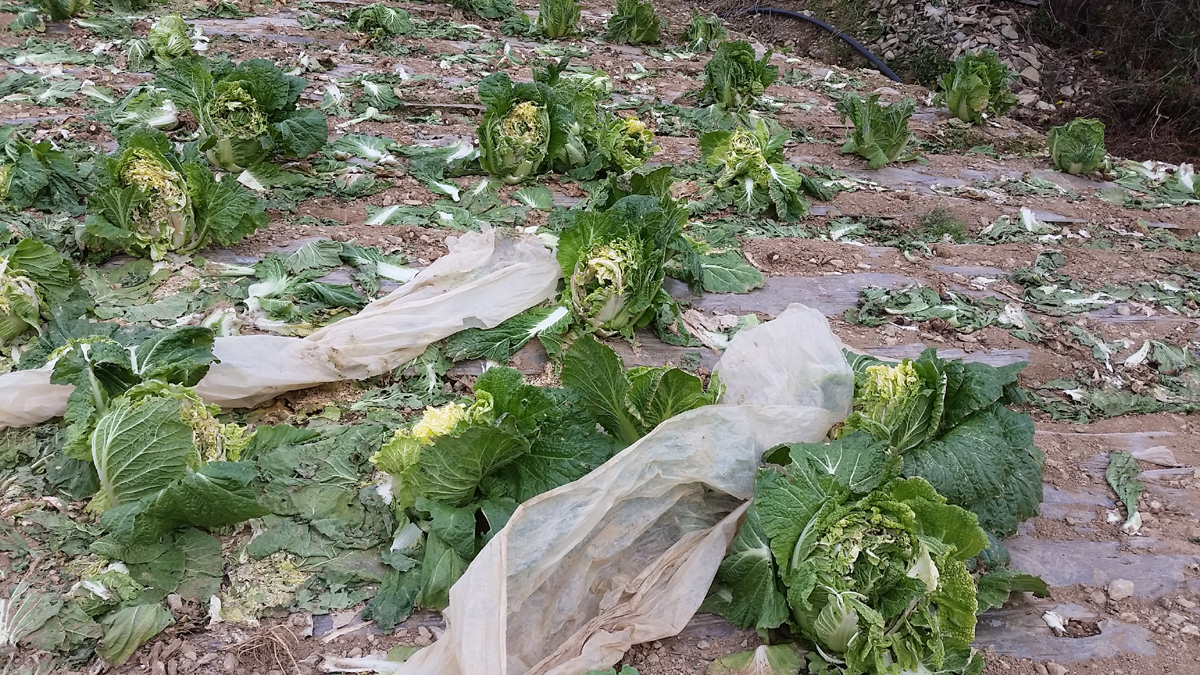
0 227 560 429
382 304 854 675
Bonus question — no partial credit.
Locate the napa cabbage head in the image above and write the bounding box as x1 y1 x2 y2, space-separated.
477 73 555 184
841 360 938 453
205 80 269 170
601 115 659 173
117 143 195 261
736 439 989 675
370 398 491 508
570 240 639 332
148 15 192 60
0 257 39 345
1047 117 1106 175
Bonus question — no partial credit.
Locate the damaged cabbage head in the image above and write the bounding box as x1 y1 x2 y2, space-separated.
371 398 494 508
477 73 556 184
117 144 195 260
0 257 39 345
569 240 641 333
220 552 309 625
205 80 270 171
85 127 268 260
602 116 659 173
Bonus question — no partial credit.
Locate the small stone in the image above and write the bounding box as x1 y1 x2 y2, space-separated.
652 641 663 649
1046 663 1067 675
1018 92 1039 106
1149 500 1163 513
222 654 238 672
1021 67 1041 84
1036 101 1056 111
1034 665 1049 675
1001 25 1019 40
1109 579 1135 601
1089 590 1107 606
1059 86 1075 98
416 626 433 646
1167 612 1188 628
168 661 179 675
1178 598 1197 609
697 640 710 649
1183 624 1200 637
347 648 363 659
646 653 661 664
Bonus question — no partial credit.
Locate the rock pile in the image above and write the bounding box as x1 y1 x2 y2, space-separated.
860 1 1061 112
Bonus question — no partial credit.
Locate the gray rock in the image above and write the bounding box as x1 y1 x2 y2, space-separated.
1046 663 1067 675
1059 85 1075 97
1020 67 1041 84
1109 579 1135 601
1001 25 1020 40
1036 100 1056 111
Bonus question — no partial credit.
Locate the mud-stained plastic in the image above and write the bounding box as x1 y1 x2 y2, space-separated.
0 228 561 429
386 304 853 675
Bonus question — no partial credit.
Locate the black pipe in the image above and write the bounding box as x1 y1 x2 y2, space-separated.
719 7 903 83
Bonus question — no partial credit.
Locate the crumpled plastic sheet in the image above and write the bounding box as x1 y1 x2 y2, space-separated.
385 303 854 675
0 227 561 429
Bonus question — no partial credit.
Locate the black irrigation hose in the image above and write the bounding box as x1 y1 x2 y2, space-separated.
719 7 903 83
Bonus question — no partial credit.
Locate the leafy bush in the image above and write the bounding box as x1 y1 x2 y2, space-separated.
156 57 329 171
84 128 268 260
1047 117 1106 175
700 119 809 221
539 0 580 38
683 8 727 52
606 0 663 45
933 50 1018 124
699 40 777 111
836 93 917 169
